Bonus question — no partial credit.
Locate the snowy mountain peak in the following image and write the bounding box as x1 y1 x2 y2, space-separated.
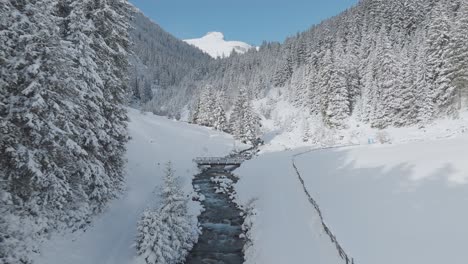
184 32 253 59
204 31 225 39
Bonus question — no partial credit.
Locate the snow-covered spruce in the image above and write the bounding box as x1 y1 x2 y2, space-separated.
135 162 199 264
143 0 468 137
228 87 262 145
1 0 130 263
190 86 228 132
128 9 211 108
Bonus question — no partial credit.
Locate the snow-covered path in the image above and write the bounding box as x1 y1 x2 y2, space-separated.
36 109 237 264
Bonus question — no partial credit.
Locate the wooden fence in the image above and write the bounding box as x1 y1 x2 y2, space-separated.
292 145 357 264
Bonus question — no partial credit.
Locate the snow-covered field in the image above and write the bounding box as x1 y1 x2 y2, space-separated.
235 150 344 264
235 133 468 264
35 109 238 264
294 137 468 264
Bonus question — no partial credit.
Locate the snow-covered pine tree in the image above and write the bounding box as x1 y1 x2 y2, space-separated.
1 2 70 261
136 162 198 264
242 102 261 145
88 0 130 206
302 119 311 142
212 91 228 131
411 29 435 125
289 66 308 108
229 88 247 137
425 1 457 117
0 0 131 262
394 45 417 126
273 43 294 87
448 0 468 109
228 88 261 144
305 66 321 115
373 31 401 128
325 65 350 128
343 51 361 114
318 49 333 116
190 97 202 124
358 22 378 123
197 86 216 127
136 209 165 264
322 43 351 129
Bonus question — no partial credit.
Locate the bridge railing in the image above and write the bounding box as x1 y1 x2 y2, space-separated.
193 157 244 165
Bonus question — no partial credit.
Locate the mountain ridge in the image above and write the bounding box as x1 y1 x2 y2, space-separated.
143 0 468 146
128 8 212 106
184 31 253 58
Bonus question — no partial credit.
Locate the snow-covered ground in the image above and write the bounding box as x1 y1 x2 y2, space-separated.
235 133 468 264
184 32 253 58
33 108 468 264
35 109 239 264
294 137 468 264
235 150 345 264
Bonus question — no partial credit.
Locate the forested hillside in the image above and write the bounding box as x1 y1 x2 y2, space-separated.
0 1 130 263
1 0 468 262
128 9 212 107
144 0 468 141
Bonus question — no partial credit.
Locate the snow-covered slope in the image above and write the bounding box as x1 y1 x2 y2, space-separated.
253 87 468 152
35 109 239 264
184 32 253 58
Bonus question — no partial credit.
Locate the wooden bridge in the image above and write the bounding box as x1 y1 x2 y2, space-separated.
193 157 244 167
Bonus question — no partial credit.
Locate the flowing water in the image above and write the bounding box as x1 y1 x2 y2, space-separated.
185 167 245 264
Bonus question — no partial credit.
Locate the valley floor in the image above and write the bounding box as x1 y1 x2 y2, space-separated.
236 135 468 264
294 139 468 264
35 109 237 264
34 109 468 264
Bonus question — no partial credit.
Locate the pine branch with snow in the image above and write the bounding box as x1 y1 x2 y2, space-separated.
136 162 199 264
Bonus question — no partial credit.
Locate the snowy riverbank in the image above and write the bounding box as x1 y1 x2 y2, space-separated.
35 109 239 264
34 109 468 264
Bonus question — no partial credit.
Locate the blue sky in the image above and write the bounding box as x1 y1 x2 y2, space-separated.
129 0 358 45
